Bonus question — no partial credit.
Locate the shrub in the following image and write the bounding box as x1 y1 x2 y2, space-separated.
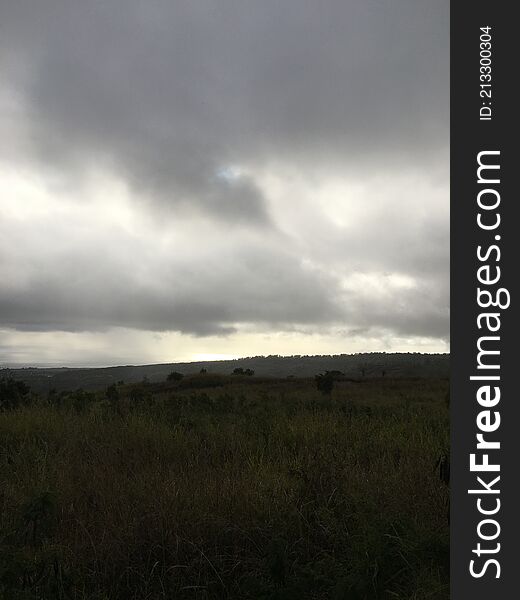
315 373 334 395
167 371 184 382
0 377 31 411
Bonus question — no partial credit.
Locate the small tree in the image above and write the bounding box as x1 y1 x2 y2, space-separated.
167 371 184 382
0 377 30 411
232 368 244 375
244 368 255 376
315 372 334 395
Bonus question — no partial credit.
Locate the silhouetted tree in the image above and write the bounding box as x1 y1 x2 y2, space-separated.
315 372 334 395
167 371 184 382
0 377 30 411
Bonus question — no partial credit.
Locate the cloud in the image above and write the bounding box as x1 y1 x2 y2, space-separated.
0 0 449 362
0 175 448 341
2 0 448 185
0 189 343 335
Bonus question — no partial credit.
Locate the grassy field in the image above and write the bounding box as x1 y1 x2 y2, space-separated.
0 375 449 599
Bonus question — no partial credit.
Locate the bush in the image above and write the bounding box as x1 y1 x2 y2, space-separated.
233 367 254 376
167 371 184 382
315 373 334 395
0 377 31 411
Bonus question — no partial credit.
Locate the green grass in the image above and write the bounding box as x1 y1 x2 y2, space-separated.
0 377 449 599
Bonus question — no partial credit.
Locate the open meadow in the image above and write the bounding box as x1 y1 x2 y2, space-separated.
0 374 449 600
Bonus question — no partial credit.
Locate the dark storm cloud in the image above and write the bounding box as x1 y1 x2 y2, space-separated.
0 0 449 346
2 0 448 192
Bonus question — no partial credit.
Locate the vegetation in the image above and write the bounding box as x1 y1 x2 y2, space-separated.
167 371 185 382
0 378 30 411
314 371 345 396
0 374 449 599
233 368 255 376
1 352 449 393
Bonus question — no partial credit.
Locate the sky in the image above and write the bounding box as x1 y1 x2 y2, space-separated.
0 0 449 367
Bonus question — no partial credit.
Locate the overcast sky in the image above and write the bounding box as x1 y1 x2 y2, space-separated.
0 0 449 367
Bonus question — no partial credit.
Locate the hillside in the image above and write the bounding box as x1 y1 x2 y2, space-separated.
2 352 449 393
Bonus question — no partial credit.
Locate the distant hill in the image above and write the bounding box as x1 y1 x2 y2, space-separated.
1 353 449 393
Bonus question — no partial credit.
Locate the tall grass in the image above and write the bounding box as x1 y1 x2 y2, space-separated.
0 378 449 599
